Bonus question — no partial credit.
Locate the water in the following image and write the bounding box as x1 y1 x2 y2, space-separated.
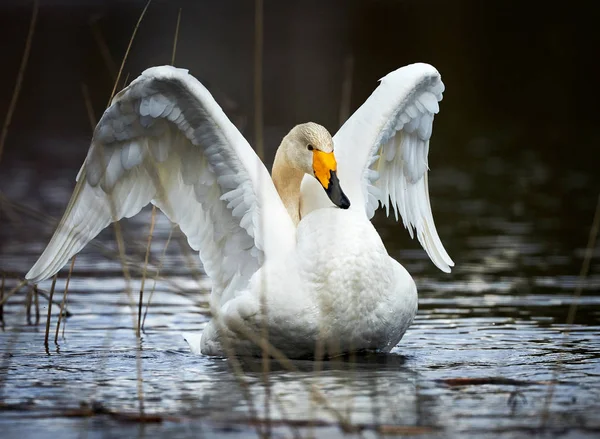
1 1 600 438
1 138 599 438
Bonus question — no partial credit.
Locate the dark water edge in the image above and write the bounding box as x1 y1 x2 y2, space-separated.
1 1 600 438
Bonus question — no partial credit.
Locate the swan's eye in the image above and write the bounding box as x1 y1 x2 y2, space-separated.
307 144 314 151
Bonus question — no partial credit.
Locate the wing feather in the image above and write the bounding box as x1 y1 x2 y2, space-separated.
26 66 295 306
334 63 454 272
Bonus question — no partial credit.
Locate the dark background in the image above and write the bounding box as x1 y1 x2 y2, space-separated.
0 0 598 266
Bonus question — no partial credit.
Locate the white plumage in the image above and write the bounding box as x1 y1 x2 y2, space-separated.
26 63 453 358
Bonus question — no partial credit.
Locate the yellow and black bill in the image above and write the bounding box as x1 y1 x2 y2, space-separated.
313 150 351 209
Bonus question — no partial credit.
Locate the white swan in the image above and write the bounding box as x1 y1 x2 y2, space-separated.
26 63 453 358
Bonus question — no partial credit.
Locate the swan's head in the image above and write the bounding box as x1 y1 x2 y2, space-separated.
283 122 350 209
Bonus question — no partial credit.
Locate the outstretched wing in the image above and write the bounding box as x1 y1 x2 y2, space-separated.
334 63 453 272
26 66 295 305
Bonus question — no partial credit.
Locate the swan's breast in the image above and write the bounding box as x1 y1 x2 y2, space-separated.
287 208 417 351
295 209 411 333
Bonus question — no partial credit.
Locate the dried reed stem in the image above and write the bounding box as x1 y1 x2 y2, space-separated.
54 257 76 344
110 2 154 417
176 232 205 291
0 0 38 164
108 0 152 106
0 280 27 307
338 55 354 128
25 286 32 324
33 285 40 325
142 225 174 331
0 273 4 323
253 0 264 161
135 336 145 415
81 83 96 131
540 192 600 424
212 316 264 438
138 206 156 337
223 314 349 427
0 192 21 229
171 8 182 65
122 72 131 90
4 193 194 296
139 6 181 336
44 275 57 347
253 2 270 435
90 16 117 81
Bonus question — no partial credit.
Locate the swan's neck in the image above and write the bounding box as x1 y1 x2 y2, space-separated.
272 148 303 226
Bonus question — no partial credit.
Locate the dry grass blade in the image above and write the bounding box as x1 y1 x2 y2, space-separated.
81 83 96 132
142 225 174 332
90 16 117 81
101 1 154 417
176 233 206 294
253 0 264 161
140 3 182 335
33 285 40 325
1 195 192 297
54 257 76 344
108 0 152 105
253 1 272 435
219 313 350 427
540 192 600 425
213 317 265 438
138 206 157 336
25 286 33 324
338 55 354 128
0 280 27 307
0 0 39 165
44 275 58 347
0 272 4 323
171 8 182 65
0 191 21 226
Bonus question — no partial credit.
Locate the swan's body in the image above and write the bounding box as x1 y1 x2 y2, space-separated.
26 63 453 358
201 208 417 357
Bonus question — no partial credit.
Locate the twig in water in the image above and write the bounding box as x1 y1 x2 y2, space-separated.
44 275 57 348
0 0 39 165
443 377 554 387
540 192 600 425
55 257 76 344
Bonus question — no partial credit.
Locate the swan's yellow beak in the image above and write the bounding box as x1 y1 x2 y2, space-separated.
313 150 350 209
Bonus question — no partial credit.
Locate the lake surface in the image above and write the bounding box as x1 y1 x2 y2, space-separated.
1 1 599 438
1 134 599 438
